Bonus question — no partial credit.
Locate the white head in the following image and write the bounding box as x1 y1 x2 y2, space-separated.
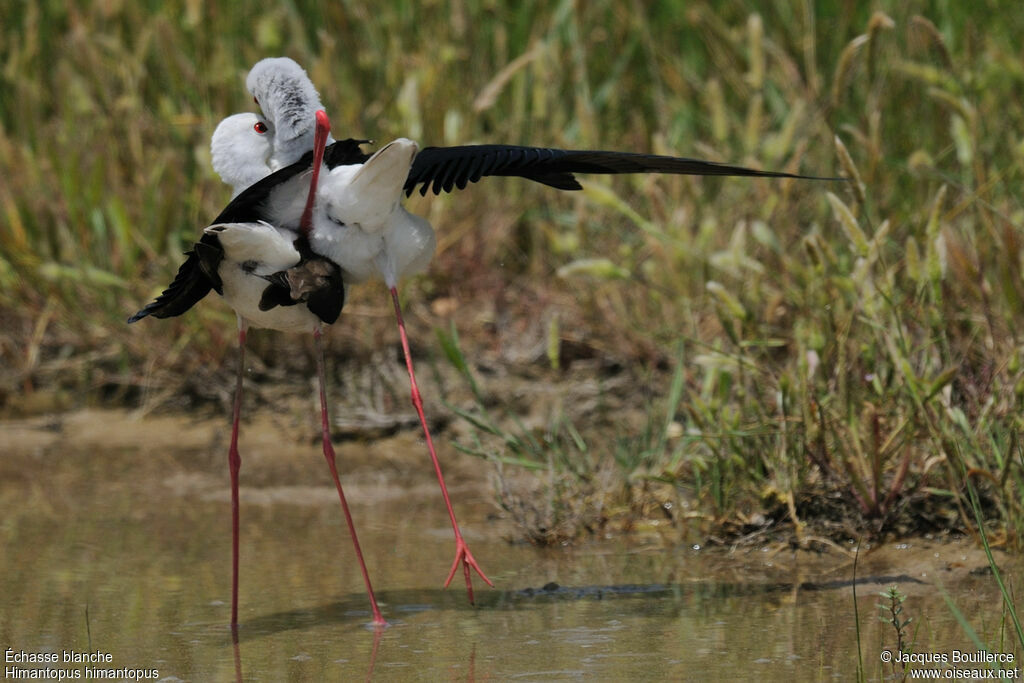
211 113 274 197
246 57 328 168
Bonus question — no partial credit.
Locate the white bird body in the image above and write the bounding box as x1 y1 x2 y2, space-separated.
211 58 437 294
312 138 436 285
210 117 336 333
203 221 325 333
211 106 436 290
245 58 435 288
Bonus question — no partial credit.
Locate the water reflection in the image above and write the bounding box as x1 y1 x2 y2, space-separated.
1 411 1020 681
231 626 243 683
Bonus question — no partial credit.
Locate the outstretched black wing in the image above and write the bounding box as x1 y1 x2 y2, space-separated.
403 145 834 196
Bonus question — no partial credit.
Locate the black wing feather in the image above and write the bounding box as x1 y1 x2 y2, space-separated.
257 281 293 312
475 149 504 183
438 158 461 194
405 145 834 196
323 138 373 168
127 233 222 323
305 269 345 325
462 151 488 189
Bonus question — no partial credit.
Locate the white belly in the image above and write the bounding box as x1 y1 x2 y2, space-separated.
219 264 326 333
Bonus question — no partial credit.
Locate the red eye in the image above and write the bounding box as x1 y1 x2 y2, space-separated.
254 121 268 134
253 96 259 106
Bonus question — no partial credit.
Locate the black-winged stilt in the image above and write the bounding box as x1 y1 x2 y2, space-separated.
131 110 388 628
238 58 835 604
234 57 490 600
132 57 836 622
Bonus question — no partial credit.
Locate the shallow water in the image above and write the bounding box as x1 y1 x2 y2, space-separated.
1 410 1020 681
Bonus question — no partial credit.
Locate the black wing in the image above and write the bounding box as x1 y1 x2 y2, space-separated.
404 145 835 196
324 138 373 168
127 233 223 323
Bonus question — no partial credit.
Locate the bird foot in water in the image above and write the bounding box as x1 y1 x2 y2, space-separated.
443 536 494 604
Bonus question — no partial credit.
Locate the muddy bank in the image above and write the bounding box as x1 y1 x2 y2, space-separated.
0 405 1004 587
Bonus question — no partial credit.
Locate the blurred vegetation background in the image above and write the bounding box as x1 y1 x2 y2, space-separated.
1 0 1023 545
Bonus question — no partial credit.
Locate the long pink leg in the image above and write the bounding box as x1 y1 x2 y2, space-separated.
299 111 384 625
315 326 387 627
229 319 248 628
389 286 493 603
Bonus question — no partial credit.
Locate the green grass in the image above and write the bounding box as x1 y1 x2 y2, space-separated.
2 2 1023 548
